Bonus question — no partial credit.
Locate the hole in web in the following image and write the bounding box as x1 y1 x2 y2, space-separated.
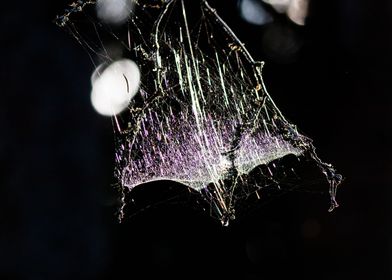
56 0 342 226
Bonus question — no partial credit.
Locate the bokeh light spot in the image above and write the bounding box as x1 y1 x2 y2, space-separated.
91 59 140 116
239 0 273 26
96 0 134 25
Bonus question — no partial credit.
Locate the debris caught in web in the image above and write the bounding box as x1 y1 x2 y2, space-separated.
56 0 342 226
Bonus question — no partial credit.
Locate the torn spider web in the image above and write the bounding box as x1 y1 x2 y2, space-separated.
57 0 342 225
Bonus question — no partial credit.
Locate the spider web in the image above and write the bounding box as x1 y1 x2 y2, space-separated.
56 0 342 225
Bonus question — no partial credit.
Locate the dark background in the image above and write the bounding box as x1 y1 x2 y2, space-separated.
1 0 391 279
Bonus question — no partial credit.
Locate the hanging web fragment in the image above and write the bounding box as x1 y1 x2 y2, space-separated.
56 0 342 225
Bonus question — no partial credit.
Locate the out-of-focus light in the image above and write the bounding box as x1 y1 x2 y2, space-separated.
239 0 273 26
91 59 140 116
262 0 290 13
96 0 134 25
287 0 309 26
262 24 301 63
263 0 309 25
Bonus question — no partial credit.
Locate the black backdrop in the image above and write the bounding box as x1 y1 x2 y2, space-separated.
1 0 391 279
